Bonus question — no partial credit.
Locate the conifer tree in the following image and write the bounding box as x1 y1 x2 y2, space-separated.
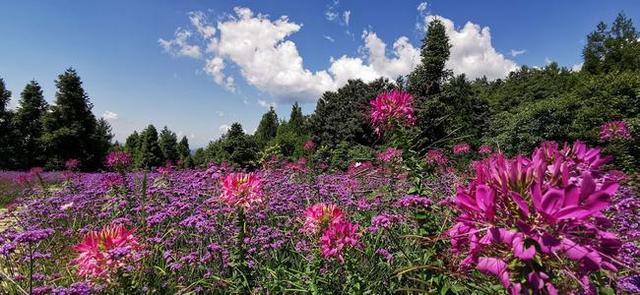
139 124 163 169
176 136 191 161
0 78 15 169
255 106 279 147
408 18 451 97
14 81 48 168
158 126 178 163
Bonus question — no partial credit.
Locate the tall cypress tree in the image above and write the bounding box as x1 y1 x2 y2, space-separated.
255 106 279 147
289 102 305 135
42 68 100 169
124 131 142 169
14 81 48 168
408 18 451 97
139 124 162 169
176 136 190 160
158 126 178 163
0 78 15 169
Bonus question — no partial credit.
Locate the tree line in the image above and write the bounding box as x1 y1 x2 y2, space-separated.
1 13 639 172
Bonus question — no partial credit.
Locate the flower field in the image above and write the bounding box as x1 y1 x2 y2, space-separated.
0 139 639 294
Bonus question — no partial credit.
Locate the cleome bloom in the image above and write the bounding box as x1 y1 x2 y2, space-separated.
377 147 403 162
303 140 317 151
220 172 264 209
302 203 344 234
426 149 448 166
105 151 131 170
478 145 492 155
447 141 622 294
599 120 632 141
370 90 416 135
319 221 360 263
452 143 471 155
65 159 81 171
72 224 140 280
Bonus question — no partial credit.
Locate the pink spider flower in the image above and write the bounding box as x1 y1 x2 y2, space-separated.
377 147 402 162
447 141 622 294
599 120 631 141
426 149 448 166
65 159 81 171
370 90 415 135
302 203 345 234
303 140 316 151
72 224 140 280
452 143 471 155
220 172 263 209
319 221 361 263
478 145 492 155
105 151 131 170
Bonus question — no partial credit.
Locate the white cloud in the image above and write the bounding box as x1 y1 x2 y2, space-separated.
102 111 119 121
343 11 351 26
510 49 526 57
158 29 202 59
257 99 276 109
425 15 518 80
215 110 225 117
323 35 335 42
189 11 216 39
571 62 583 72
417 2 428 12
544 57 552 64
325 0 339 21
218 124 231 133
163 8 517 102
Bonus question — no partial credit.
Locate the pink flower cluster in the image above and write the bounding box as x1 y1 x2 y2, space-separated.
377 147 402 162
426 149 448 166
303 140 316 151
302 203 360 263
447 141 621 294
220 173 264 209
599 120 632 141
65 159 80 171
452 143 471 155
72 224 141 280
105 151 131 170
478 145 492 155
370 90 416 135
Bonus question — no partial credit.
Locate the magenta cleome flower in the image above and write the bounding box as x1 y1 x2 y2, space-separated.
319 221 360 263
72 224 141 280
447 141 622 293
220 172 264 209
452 143 471 155
478 145 492 155
303 140 317 151
426 149 448 166
302 203 344 234
105 151 131 170
64 159 81 171
599 120 631 141
370 90 416 135
377 147 402 162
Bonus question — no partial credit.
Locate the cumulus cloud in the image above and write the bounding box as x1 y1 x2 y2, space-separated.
158 29 202 59
417 2 428 13
571 62 583 72
425 15 518 80
162 7 517 102
510 49 526 57
218 124 231 133
257 99 276 109
102 110 119 121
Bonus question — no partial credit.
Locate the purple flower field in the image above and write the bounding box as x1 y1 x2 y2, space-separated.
0 140 639 294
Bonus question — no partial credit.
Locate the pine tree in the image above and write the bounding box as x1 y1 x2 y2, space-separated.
288 102 305 135
583 13 640 74
176 136 190 161
255 106 279 147
408 18 451 97
0 78 15 169
14 81 49 168
124 131 142 168
93 118 113 167
158 126 178 163
42 68 100 169
139 124 163 169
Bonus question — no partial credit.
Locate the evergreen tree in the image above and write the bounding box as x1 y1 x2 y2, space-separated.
93 118 113 167
125 131 142 169
139 125 163 169
14 81 49 168
176 136 191 160
583 13 640 74
0 78 15 169
408 18 451 97
289 102 305 134
255 107 279 147
158 126 178 163
42 68 100 170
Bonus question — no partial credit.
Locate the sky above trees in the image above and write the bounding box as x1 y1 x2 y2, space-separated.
1 0 639 147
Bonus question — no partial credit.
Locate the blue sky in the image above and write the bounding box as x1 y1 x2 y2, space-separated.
1 1 639 147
